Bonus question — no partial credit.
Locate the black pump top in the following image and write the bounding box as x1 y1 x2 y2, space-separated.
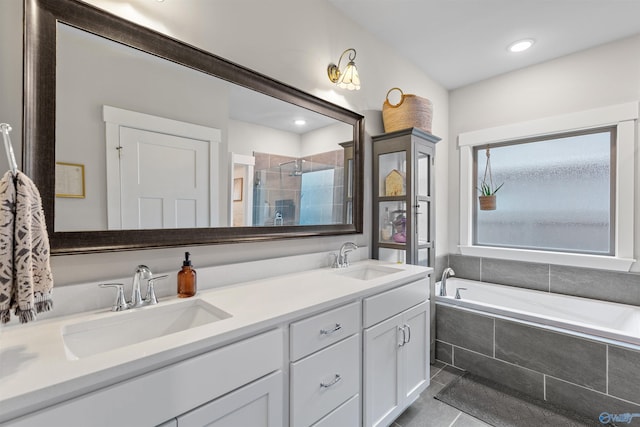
183 251 192 267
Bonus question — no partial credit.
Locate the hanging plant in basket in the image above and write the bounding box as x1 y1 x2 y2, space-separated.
477 146 503 211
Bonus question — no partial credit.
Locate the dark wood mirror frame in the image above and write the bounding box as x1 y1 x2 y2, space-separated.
24 0 364 255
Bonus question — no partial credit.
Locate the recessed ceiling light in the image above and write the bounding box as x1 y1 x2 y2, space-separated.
294 119 306 126
508 39 534 53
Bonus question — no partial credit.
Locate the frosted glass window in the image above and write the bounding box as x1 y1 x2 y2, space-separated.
474 128 615 255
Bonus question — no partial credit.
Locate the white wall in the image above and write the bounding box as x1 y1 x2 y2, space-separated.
0 0 449 286
449 34 640 271
228 121 352 159
228 120 301 157
300 123 353 157
55 24 229 231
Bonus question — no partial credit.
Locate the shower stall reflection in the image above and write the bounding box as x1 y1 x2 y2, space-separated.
252 150 345 226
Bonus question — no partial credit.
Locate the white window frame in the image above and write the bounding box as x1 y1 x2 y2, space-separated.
458 102 638 271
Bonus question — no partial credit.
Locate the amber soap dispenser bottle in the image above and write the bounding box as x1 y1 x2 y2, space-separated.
177 251 197 298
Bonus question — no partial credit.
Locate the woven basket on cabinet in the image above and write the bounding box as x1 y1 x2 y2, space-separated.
382 87 433 133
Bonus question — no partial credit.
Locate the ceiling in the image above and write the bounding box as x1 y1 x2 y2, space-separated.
329 0 640 89
229 84 338 135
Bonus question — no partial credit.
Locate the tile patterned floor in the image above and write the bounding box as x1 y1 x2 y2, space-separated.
391 361 492 427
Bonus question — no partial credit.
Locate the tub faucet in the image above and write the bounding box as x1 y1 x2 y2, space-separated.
335 242 358 268
131 265 153 308
440 267 455 296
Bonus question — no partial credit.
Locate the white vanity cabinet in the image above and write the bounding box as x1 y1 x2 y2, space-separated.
2 329 283 427
362 279 430 427
289 301 361 427
0 262 434 427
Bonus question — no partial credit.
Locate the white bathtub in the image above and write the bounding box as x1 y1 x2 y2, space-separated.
435 278 640 347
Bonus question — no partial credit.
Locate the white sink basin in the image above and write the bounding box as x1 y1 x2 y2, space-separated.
336 265 403 280
62 299 231 360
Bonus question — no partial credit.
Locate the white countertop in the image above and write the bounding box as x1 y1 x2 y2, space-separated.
0 260 431 422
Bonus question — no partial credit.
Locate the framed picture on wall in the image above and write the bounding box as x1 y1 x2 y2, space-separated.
233 177 243 202
55 162 85 198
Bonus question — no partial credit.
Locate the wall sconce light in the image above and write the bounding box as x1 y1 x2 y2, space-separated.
327 48 361 91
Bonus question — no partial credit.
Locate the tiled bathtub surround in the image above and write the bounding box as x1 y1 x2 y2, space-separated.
435 304 640 421
447 254 640 307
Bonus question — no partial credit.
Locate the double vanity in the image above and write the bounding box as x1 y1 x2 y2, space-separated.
0 260 431 427
6 2 435 425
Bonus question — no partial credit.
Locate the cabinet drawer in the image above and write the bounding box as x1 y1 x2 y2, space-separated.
363 279 428 328
290 334 360 427
290 301 360 361
311 394 360 427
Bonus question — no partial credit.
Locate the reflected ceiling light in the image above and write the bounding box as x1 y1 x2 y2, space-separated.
508 39 534 53
327 48 361 91
294 119 306 126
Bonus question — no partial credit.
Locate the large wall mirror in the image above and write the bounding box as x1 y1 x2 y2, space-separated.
24 0 364 254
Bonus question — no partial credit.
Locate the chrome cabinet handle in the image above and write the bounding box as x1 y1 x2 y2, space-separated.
398 326 406 347
404 324 411 344
398 324 411 346
320 374 342 388
320 323 342 335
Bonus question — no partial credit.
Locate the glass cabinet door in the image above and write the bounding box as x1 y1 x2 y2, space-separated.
376 150 407 264
378 201 407 264
414 144 433 266
377 151 406 197
372 128 439 267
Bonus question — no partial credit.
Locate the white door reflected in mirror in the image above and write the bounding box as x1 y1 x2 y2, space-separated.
119 128 212 229
101 105 221 231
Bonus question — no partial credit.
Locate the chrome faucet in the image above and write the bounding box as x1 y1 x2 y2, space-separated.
99 265 168 312
455 287 467 300
439 267 455 296
335 242 358 268
98 283 130 311
144 274 168 305
274 211 283 226
131 265 153 308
